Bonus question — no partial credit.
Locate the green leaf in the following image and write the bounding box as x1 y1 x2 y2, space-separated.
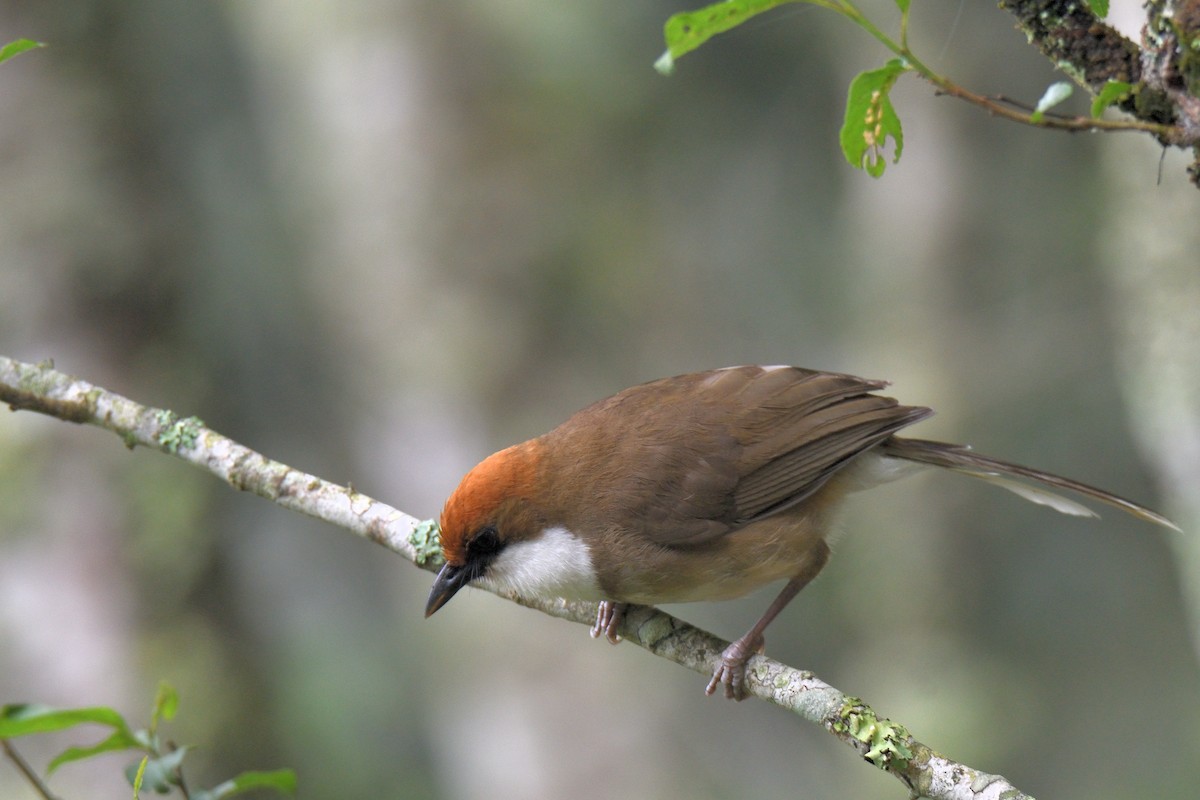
132 756 149 800
657 0 808 74
1085 0 1109 17
197 769 298 799
840 60 908 177
151 681 179 726
1091 79 1131 117
893 0 911 12
0 39 44 65
0 704 133 738
1031 81 1073 122
125 747 190 794
48 729 142 774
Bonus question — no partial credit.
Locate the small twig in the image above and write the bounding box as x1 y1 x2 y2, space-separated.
929 77 1183 140
989 93 1037 113
166 741 192 799
2 738 64 800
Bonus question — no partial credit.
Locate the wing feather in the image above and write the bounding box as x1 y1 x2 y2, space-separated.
550 366 931 546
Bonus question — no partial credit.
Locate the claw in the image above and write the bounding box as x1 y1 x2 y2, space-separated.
591 600 626 644
704 633 764 701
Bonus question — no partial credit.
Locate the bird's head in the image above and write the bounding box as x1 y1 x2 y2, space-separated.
424 440 601 617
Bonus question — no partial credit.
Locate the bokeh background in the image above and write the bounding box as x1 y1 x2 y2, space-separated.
1 1 1198 799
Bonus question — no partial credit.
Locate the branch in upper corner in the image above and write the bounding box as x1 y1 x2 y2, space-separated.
0 354 1033 799
998 0 1200 146
998 0 1143 93
657 0 1197 185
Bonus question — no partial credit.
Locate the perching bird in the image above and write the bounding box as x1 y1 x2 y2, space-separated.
425 365 1177 699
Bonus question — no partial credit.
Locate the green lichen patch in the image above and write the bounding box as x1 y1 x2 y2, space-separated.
409 519 444 567
833 697 914 770
154 411 205 454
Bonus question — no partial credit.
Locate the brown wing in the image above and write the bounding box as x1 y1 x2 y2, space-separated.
547 366 932 546
715 366 932 522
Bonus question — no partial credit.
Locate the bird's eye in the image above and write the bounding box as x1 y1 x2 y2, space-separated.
469 526 500 557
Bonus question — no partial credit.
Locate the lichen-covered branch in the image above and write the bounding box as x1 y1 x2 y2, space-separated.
999 0 1144 93
0 354 1033 800
999 0 1200 177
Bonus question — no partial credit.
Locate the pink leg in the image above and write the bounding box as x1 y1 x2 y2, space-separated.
706 541 830 700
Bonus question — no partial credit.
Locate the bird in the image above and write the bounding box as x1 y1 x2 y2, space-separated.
424 365 1178 699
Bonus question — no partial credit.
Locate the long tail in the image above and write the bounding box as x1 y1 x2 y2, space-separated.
880 437 1180 532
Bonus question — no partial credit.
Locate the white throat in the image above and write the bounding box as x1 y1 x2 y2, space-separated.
477 526 602 601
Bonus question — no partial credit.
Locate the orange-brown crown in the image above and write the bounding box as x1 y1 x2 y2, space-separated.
439 440 542 565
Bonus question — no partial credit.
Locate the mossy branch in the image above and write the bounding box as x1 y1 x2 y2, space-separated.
999 0 1200 156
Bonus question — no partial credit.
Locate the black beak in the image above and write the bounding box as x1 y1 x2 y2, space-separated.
425 562 470 618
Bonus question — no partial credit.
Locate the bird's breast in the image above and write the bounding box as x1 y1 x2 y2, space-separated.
589 505 834 605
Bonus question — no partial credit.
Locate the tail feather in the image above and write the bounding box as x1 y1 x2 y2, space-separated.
880 437 1180 532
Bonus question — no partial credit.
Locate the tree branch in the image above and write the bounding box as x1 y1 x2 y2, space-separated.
999 0 1144 94
0 355 1033 800
998 0 1200 162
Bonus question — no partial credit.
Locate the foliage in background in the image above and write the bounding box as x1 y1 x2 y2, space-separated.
0 39 294 796
0 683 295 800
0 38 42 64
0 1 1195 796
656 0 1195 179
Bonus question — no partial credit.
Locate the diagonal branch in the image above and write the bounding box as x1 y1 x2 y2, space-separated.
0 354 1033 800
998 0 1145 95
2 738 64 800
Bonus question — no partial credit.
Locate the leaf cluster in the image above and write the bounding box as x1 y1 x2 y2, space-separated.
0 683 296 800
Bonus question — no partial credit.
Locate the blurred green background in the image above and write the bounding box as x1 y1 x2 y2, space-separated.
1 1 1198 799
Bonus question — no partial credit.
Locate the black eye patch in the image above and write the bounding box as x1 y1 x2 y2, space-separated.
468 525 501 558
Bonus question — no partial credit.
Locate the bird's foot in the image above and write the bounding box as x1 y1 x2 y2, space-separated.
590 600 627 644
704 633 765 701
